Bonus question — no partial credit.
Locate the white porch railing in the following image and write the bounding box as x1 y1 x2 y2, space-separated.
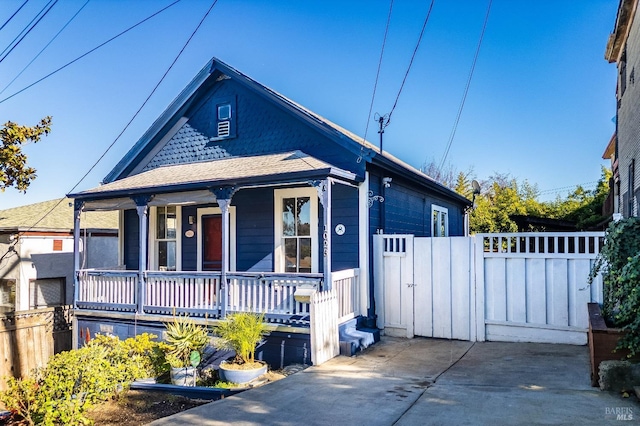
75 269 323 321
332 268 360 323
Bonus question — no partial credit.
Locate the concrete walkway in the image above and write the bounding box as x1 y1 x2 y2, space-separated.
152 337 639 425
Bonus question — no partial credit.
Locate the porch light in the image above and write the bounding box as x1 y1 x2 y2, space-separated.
294 283 317 304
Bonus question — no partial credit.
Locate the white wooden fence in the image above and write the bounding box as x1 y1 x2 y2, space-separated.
310 288 339 365
374 232 604 345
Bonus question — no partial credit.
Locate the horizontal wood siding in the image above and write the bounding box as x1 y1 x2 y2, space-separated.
143 79 366 178
181 205 198 271
234 188 274 271
123 209 139 270
331 184 359 271
384 184 427 235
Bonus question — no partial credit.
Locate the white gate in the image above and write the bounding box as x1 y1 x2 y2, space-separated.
374 232 604 345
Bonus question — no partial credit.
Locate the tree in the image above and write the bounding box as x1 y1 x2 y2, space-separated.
0 117 51 192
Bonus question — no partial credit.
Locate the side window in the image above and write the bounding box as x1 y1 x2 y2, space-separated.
213 97 236 140
0 279 16 313
30 278 65 309
432 205 449 237
274 188 318 273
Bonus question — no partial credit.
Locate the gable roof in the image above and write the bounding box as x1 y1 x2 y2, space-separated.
0 198 118 232
73 151 356 201
101 57 470 206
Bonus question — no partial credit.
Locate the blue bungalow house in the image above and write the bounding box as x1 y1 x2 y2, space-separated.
69 58 470 365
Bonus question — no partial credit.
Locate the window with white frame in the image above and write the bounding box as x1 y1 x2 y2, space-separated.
155 206 177 271
274 188 318 273
29 278 65 309
0 279 15 313
432 205 449 237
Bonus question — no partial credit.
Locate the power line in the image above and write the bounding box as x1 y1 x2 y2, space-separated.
24 0 218 234
539 181 599 195
0 0 181 105
0 0 90 96
0 0 58 64
438 0 492 172
0 0 29 32
362 0 394 146
387 0 435 123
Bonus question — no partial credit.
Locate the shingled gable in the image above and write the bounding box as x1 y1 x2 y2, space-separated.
101 57 469 206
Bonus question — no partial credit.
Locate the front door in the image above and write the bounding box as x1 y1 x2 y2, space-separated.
202 214 222 271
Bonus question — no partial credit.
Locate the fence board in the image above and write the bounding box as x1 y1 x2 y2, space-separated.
310 290 339 365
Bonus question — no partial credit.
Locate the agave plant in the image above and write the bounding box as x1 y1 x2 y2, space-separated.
163 315 210 368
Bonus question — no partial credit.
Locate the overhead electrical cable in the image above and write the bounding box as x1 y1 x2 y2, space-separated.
0 0 30 33
23 0 217 234
0 0 58 62
0 0 90 95
437 0 492 172
362 0 394 146
0 0 181 105
387 0 435 123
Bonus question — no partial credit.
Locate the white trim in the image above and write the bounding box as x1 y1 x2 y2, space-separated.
358 172 370 314
196 206 236 272
149 206 182 271
118 210 125 267
274 187 319 273
431 204 449 237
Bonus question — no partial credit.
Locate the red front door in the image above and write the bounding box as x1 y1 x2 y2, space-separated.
202 215 222 271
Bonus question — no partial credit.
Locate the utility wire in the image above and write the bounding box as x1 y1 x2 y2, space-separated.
0 0 29 33
0 0 181 105
362 0 394 145
0 0 57 63
24 0 218 234
0 0 90 95
387 0 435 123
438 0 492 172
539 181 599 195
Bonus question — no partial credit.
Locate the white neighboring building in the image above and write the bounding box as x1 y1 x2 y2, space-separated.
0 198 118 313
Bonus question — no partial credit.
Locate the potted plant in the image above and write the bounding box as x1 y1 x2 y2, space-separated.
214 312 270 384
163 315 210 386
587 217 640 385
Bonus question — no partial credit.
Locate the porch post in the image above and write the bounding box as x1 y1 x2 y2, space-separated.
316 179 332 290
73 199 84 310
212 187 235 318
133 195 152 315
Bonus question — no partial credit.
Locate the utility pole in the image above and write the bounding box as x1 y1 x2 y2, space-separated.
375 113 390 153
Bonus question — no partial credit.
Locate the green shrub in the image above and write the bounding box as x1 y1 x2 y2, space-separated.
589 217 640 357
163 316 209 368
0 333 167 425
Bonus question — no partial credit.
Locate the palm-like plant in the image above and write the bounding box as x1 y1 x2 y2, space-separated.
215 312 269 364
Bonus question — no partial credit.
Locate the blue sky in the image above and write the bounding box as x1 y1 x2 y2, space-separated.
0 0 618 209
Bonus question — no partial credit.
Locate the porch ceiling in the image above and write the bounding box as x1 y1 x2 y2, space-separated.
69 151 358 203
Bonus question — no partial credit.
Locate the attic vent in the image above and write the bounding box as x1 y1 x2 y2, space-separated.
218 120 230 137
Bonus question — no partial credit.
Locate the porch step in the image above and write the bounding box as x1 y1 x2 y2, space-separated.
339 318 380 357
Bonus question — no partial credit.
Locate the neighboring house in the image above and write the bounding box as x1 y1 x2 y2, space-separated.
68 58 470 362
0 198 118 313
602 132 619 219
606 0 640 218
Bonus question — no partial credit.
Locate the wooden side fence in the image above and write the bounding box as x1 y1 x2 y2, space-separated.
0 306 72 391
309 289 339 365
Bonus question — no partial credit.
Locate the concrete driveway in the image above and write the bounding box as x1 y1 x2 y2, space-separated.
152 337 639 425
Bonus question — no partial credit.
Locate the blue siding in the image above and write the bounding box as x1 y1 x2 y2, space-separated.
181 205 198 271
234 188 274 271
142 79 366 178
123 209 139 270
331 184 359 271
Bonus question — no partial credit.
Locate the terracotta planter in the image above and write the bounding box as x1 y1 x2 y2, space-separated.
587 303 632 387
219 361 267 384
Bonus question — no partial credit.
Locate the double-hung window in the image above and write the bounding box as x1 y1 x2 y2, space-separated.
275 188 318 273
432 205 449 237
156 206 177 271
